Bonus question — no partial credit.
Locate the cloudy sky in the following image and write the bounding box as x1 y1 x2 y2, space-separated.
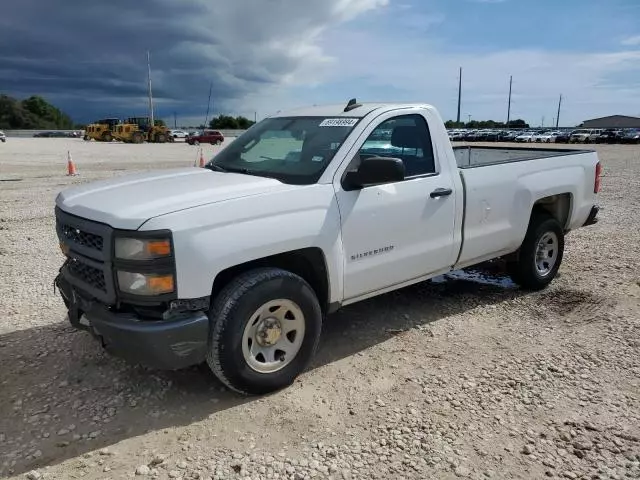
2 0 639 126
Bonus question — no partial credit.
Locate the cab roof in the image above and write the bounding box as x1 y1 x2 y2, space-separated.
270 102 431 119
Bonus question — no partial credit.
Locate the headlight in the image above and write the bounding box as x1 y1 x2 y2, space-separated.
117 271 175 296
115 237 172 260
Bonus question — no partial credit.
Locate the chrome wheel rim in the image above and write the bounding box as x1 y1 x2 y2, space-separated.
242 299 305 373
535 231 559 277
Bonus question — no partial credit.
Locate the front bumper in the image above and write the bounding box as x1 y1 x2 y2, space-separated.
57 275 209 370
583 205 599 227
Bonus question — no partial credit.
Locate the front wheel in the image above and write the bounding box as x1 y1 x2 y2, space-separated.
508 213 564 290
206 268 322 395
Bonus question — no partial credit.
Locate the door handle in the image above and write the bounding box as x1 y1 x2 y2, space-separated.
430 188 453 198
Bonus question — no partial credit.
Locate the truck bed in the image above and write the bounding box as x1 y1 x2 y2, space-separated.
453 146 599 270
454 146 592 168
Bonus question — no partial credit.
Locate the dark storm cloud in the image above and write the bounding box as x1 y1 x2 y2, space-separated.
0 0 385 121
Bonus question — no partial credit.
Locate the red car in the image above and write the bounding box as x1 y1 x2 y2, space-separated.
186 129 224 145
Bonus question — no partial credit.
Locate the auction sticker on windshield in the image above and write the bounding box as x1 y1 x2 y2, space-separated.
319 118 359 127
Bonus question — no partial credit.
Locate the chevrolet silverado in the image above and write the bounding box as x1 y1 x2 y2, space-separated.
54 99 601 394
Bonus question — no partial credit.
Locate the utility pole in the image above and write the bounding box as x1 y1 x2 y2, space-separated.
556 94 562 129
456 67 462 124
467 114 472 124
173 112 177 129
254 111 257 123
541 116 545 128
147 50 154 127
506 75 513 127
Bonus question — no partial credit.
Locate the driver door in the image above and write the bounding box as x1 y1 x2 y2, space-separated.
334 112 458 301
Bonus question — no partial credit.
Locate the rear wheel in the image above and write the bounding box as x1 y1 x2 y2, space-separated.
206 268 322 395
156 133 167 143
132 132 144 144
215 139 222 146
508 213 564 290
101 132 112 142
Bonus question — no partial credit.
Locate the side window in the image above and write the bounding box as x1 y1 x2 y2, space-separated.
359 114 436 177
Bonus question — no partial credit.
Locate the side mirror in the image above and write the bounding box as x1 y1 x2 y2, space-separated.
344 156 405 190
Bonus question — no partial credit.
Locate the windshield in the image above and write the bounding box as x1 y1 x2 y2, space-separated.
207 116 359 185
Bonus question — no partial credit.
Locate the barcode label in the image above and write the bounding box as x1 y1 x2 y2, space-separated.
319 118 359 127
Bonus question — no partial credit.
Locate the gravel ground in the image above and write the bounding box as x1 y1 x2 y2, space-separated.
1 138 639 480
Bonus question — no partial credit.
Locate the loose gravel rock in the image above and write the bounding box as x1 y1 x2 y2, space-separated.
1 140 639 479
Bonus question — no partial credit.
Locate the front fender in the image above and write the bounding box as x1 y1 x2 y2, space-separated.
140 185 343 302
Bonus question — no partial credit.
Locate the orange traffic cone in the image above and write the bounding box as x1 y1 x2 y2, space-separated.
199 149 206 168
66 151 78 176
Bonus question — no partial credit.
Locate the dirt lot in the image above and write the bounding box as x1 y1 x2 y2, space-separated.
1 138 639 480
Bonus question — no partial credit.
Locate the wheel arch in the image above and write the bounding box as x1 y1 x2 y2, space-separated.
532 193 572 230
211 247 330 313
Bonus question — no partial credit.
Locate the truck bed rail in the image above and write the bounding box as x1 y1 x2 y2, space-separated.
454 146 593 168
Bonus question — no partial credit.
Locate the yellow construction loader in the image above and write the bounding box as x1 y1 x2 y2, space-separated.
112 117 173 144
83 118 120 142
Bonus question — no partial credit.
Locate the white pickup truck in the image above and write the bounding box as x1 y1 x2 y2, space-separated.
54 99 601 394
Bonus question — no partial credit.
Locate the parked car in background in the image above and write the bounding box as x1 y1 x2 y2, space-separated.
532 131 551 142
33 131 76 138
621 129 640 144
515 131 536 142
473 130 499 142
554 131 571 144
170 130 189 139
461 130 478 141
448 130 466 141
569 129 593 144
595 130 624 144
537 131 565 143
0 130 5 143
587 129 604 143
499 131 519 142
186 129 225 145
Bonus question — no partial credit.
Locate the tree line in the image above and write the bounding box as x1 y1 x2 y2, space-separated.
0 94 76 130
445 119 530 129
208 115 255 130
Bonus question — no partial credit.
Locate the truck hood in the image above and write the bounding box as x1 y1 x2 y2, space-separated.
56 168 293 230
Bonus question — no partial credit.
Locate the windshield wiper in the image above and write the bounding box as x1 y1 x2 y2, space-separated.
205 163 229 173
205 163 253 175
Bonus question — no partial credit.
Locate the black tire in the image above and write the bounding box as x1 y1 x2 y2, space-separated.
156 133 167 143
508 213 564 291
206 268 322 395
102 132 112 142
132 132 144 144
